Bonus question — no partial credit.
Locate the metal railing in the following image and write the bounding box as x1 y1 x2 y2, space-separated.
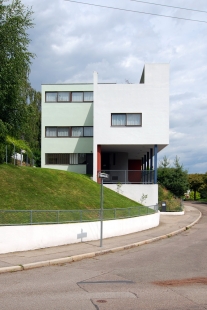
100 170 154 184
0 205 158 226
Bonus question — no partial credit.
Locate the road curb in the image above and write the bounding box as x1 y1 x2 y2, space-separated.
0 210 202 275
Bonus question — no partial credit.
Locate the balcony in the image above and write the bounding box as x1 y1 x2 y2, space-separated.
99 170 155 184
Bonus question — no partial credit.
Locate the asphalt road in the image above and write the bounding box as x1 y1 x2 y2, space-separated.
0 202 206 310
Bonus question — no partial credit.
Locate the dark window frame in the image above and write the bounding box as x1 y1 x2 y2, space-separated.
45 153 88 165
45 92 58 102
45 126 93 137
45 91 93 103
111 113 142 127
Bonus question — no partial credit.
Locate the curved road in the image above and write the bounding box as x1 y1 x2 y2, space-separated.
0 202 207 310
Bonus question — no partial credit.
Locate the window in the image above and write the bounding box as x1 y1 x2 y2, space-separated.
57 127 69 137
58 92 70 102
84 92 93 101
45 126 93 137
46 127 57 137
72 127 83 137
72 92 83 102
45 153 87 165
46 92 57 102
84 127 93 137
45 91 93 102
111 113 142 126
45 153 70 165
78 153 86 164
70 153 78 164
111 114 126 126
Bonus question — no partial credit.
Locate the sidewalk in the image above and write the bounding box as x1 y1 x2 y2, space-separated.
0 205 201 274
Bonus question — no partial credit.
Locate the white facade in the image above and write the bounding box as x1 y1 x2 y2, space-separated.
41 64 169 204
93 63 169 182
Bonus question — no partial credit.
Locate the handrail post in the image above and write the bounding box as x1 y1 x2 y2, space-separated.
30 210 32 224
80 210 82 222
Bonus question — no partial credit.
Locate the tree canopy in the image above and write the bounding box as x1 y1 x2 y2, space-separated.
188 174 204 200
0 0 41 165
158 156 189 198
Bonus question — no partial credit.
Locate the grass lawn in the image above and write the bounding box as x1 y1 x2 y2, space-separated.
0 164 154 224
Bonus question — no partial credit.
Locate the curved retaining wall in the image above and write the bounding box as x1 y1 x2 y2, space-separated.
0 212 160 254
160 211 184 215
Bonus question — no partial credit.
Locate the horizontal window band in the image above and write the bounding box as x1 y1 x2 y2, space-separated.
45 91 93 103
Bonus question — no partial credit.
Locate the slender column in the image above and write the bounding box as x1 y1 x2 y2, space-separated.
144 155 146 170
150 148 153 170
154 145 158 184
150 148 153 183
147 152 149 170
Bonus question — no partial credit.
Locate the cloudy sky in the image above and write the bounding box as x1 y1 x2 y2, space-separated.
22 0 207 173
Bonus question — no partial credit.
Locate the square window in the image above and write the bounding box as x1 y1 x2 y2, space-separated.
84 127 93 136
84 92 93 101
111 114 126 126
58 92 70 102
57 127 69 137
46 92 57 102
72 127 83 137
127 114 141 126
72 92 83 102
46 127 57 137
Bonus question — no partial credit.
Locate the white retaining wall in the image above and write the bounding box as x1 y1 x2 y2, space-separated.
0 212 160 254
104 184 158 206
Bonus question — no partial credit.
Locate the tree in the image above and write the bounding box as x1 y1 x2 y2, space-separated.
158 156 189 198
188 174 204 200
22 84 41 166
0 0 34 162
159 155 170 168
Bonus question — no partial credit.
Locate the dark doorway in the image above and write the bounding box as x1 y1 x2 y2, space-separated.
101 153 110 170
86 154 93 175
128 160 141 183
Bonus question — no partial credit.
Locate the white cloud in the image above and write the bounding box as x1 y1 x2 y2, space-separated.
21 0 207 173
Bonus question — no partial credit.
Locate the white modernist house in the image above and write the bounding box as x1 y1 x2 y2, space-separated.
41 63 169 205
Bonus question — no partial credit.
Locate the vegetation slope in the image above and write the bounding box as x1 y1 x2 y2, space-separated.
0 164 141 211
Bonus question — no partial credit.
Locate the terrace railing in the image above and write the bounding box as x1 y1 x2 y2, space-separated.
0 205 158 226
99 170 155 184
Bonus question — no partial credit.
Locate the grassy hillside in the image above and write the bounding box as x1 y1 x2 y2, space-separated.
0 164 141 211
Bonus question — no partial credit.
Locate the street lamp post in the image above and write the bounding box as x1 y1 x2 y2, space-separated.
98 172 109 247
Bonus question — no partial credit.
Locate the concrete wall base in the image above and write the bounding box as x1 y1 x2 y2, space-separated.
0 212 160 254
104 184 158 206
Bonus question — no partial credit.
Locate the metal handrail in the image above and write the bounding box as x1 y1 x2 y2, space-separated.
99 169 155 184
